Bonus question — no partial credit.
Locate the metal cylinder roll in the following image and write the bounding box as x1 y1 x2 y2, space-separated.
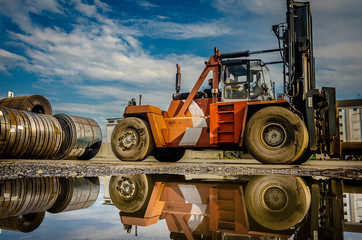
47 177 100 213
53 114 102 160
0 95 52 115
0 212 45 233
0 177 59 218
0 107 63 159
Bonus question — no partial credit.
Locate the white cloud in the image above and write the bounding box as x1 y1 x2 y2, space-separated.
0 49 27 61
130 19 232 39
137 1 159 9
0 49 27 74
316 42 362 59
316 57 362 99
212 0 283 17
0 0 62 33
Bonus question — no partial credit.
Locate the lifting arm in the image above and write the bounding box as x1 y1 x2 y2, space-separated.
176 51 221 117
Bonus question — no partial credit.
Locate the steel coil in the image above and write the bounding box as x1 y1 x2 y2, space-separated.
0 177 59 218
0 107 63 159
47 177 100 213
0 212 45 232
0 95 52 115
53 114 102 160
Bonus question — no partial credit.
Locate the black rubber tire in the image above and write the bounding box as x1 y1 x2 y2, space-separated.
111 117 155 161
109 174 153 213
245 106 308 164
293 149 313 165
245 175 311 231
153 148 186 162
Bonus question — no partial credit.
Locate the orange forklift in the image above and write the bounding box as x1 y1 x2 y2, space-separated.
111 0 340 164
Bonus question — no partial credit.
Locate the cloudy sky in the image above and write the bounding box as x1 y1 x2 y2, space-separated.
1 0 361 139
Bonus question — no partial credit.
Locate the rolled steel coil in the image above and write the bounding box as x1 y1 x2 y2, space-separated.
0 212 45 232
0 95 52 115
0 177 59 218
47 177 100 213
0 107 63 159
53 114 102 160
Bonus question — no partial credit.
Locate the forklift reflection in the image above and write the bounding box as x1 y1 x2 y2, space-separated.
110 175 320 240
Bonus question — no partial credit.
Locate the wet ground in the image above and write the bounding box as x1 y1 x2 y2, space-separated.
1 158 361 180
0 171 361 240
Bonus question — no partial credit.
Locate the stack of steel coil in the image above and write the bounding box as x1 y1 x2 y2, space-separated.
0 95 102 160
0 176 100 233
53 114 102 160
0 95 52 115
0 107 63 159
48 177 100 213
0 177 60 217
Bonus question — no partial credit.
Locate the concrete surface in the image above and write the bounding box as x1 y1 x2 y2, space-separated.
0 158 361 180
95 142 225 159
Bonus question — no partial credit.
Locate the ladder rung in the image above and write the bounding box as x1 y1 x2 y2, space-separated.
217 121 234 123
218 220 235 225
218 210 235 214
218 111 234 114
218 199 235 203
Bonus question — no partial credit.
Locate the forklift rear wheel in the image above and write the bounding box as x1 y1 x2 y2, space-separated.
111 117 154 161
109 174 153 213
245 175 311 231
153 148 186 162
245 106 308 164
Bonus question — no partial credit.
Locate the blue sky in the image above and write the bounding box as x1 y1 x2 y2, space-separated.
1 0 362 139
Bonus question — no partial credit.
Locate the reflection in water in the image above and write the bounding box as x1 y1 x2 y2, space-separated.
109 174 361 240
0 177 100 233
1 174 360 239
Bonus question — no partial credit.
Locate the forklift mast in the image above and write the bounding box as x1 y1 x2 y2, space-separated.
273 0 314 107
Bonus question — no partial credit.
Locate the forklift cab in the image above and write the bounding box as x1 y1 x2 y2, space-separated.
221 59 274 102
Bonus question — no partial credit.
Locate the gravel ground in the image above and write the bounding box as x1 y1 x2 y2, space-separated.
0 158 361 180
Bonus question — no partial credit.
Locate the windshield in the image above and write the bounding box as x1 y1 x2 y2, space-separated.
222 60 274 101
223 64 248 99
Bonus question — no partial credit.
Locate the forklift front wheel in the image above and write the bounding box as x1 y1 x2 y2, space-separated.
245 106 308 164
111 117 155 161
109 174 153 214
245 175 311 231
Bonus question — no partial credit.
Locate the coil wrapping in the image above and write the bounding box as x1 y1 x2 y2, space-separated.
47 177 100 213
0 212 45 233
0 95 52 115
0 107 63 159
53 114 102 160
0 177 59 218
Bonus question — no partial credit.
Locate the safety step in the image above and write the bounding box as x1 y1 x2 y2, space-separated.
217 110 234 114
217 120 234 123
218 131 234 133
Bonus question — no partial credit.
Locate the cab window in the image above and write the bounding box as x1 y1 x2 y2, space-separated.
223 64 248 99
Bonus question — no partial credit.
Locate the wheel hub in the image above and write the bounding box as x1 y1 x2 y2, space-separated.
261 186 287 211
116 177 136 200
119 130 137 150
261 123 286 148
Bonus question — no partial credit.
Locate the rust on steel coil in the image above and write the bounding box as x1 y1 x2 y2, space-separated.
0 95 52 115
54 114 102 160
0 212 45 233
0 177 59 218
0 107 63 159
47 177 100 213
